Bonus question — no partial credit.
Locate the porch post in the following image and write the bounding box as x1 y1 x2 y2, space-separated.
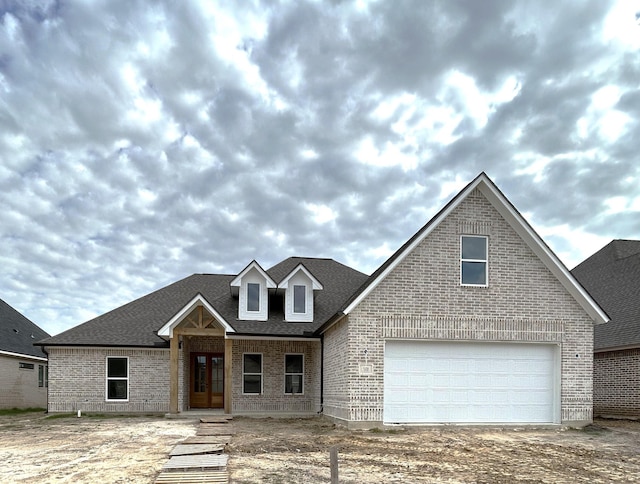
170 333 179 413
224 337 232 414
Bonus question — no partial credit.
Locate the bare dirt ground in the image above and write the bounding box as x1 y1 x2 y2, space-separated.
1 412 639 483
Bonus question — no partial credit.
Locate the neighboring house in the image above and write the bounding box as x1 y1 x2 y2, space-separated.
37 173 608 427
572 240 640 418
0 298 50 409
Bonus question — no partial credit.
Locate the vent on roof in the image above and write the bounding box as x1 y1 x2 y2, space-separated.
13 329 19 333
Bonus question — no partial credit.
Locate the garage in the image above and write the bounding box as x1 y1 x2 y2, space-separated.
384 341 559 424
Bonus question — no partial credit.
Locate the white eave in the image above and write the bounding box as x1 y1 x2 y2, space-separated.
229 260 277 295
157 293 235 338
0 349 48 361
343 172 609 325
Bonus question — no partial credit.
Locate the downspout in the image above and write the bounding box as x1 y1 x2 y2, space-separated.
42 346 49 414
319 334 324 414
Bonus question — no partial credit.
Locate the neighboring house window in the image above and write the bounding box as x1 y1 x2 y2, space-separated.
19 362 34 370
38 365 48 388
293 285 306 313
461 235 488 286
285 354 303 394
243 353 262 394
106 357 129 401
247 283 260 312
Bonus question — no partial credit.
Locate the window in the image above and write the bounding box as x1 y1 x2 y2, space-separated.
293 285 306 313
243 354 262 394
285 354 303 394
38 365 48 388
461 235 488 286
247 283 260 312
106 357 128 401
19 362 34 370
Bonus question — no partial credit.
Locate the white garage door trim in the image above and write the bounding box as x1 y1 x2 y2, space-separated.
384 340 560 424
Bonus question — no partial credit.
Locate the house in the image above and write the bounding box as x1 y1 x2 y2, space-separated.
37 173 608 427
572 240 640 418
0 298 50 409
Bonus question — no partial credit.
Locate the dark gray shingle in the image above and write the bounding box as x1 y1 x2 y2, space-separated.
0 298 50 358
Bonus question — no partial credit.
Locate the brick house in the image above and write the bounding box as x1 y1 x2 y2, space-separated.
0 298 50 409
37 173 607 426
572 240 640 418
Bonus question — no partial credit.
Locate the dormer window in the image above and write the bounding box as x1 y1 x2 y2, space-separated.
293 285 306 313
247 283 260 312
278 264 323 322
230 261 276 321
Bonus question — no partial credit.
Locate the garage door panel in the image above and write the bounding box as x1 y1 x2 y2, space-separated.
384 341 557 424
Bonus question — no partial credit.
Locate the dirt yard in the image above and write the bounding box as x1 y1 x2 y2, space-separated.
1 412 639 483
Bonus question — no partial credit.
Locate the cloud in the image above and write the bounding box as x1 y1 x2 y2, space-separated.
0 0 638 334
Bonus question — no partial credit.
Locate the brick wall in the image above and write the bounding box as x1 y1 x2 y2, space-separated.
594 349 640 417
325 188 595 427
231 339 321 414
323 317 350 420
47 347 170 413
0 354 47 409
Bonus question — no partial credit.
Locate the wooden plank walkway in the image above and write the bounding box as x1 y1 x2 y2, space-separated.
155 470 228 483
170 444 224 456
162 454 229 471
155 416 233 483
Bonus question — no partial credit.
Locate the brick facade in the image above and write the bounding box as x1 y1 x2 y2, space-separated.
0 354 47 409
323 188 595 427
46 337 321 415
594 349 640 417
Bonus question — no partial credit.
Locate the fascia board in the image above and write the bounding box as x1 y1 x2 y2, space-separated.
277 264 324 290
157 294 235 338
230 260 277 288
343 175 485 315
476 182 609 325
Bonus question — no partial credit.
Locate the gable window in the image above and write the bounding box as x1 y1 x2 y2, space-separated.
247 283 260 312
461 235 488 286
106 357 129 401
293 285 306 313
243 353 262 394
38 365 48 388
285 354 303 394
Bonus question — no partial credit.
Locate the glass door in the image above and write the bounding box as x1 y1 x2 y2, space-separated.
189 352 224 409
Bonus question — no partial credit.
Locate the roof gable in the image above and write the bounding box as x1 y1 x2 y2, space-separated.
157 293 235 338
277 263 324 290
230 260 277 292
342 172 608 325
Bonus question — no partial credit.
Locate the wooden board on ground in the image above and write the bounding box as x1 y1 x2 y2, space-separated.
162 454 229 471
170 444 224 456
183 435 232 445
197 427 236 436
155 470 228 483
200 416 232 424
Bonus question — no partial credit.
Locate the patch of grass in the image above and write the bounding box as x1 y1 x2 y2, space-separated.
45 413 76 420
0 407 45 416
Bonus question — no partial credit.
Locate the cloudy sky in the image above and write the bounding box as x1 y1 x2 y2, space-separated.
1 0 639 336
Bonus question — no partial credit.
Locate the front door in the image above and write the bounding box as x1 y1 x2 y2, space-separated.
190 353 224 409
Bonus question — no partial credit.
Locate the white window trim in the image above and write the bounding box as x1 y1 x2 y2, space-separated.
284 353 304 395
293 285 306 314
460 235 489 287
246 282 261 313
105 356 129 402
242 353 263 395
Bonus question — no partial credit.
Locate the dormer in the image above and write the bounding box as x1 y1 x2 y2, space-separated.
277 264 323 322
230 261 277 321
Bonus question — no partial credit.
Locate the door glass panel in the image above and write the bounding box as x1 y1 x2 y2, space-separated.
211 356 224 393
194 355 206 393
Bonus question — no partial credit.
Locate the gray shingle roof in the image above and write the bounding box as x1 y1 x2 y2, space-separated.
572 240 640 350
0 298 50 358
37 257 369 347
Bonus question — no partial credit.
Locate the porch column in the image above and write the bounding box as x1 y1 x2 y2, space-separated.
224 338 232 414
170 333 179 413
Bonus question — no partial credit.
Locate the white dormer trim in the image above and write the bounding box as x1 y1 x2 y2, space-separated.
230 261 276 321
342 173 609 325
157 293 235 339
278 264 323 322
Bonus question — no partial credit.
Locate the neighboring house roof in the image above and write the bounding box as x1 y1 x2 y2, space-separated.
336 172 608 325
572 239 640 351
0 298 50 359
37 257 369 347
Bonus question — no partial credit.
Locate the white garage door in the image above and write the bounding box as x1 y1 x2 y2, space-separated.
384 341 558 424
